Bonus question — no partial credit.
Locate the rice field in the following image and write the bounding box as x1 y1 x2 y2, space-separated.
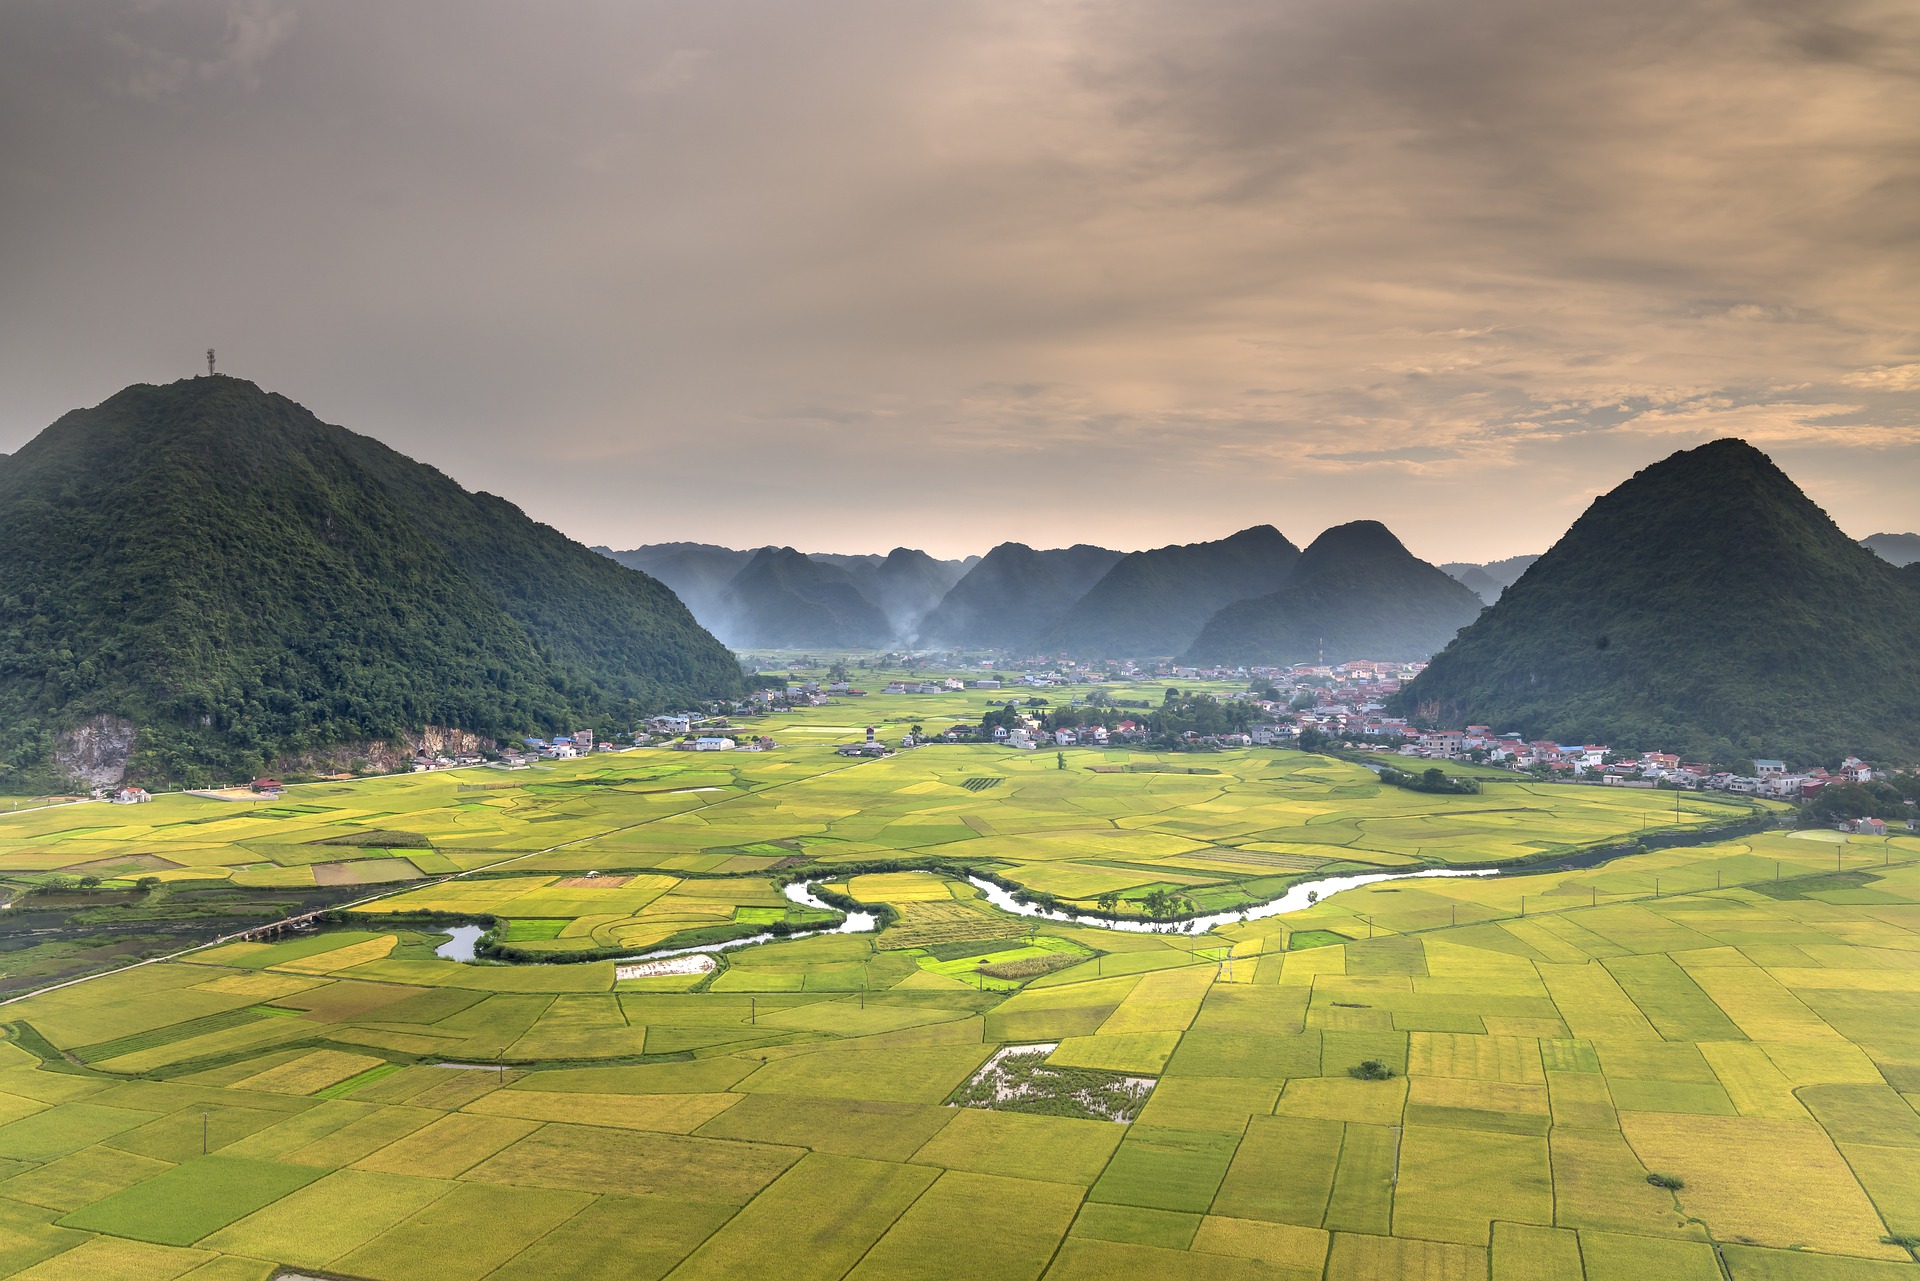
0 678 1914 1277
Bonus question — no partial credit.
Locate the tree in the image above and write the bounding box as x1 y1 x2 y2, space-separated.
827 660 849 682
1422 767 1447 789
1056 751 1066 770
1095 891 1121 916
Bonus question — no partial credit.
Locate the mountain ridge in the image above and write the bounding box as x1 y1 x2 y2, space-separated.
1182 521 1483 666
1039 526 1301 658
916 542 1124 649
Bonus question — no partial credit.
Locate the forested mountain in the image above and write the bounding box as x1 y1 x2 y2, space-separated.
594 542 757 627
1182 521 1482 666
916 543 1123 649
1039 525 1301 657
0 377 742 789
1394 438 1920 764
716 547 893 648
1863 532 1920 567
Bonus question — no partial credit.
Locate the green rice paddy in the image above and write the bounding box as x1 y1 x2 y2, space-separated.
0 677 1913 1277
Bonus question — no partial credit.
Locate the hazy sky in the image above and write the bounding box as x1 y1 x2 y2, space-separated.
3 0 1917 561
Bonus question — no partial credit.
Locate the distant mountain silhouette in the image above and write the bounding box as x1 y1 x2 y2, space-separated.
1040 526 1301 657
1440 555 1539 604
846 548 971 642
917 543 1124 649
597 543 970 645
1395 439 1920 764
717 547 894 648
598 542 758 628
1863 532 1920 567
1183 521 1482 665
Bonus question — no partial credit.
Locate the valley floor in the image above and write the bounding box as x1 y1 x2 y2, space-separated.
0 684 1912 1280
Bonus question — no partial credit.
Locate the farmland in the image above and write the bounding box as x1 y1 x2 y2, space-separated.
0 678 1916 1278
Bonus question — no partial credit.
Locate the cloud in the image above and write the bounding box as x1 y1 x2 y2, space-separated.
106 0 293 98
0 0 1916 559
1842 364 1920 391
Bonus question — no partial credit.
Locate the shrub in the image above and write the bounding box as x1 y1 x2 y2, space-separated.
1348 1059 1395 1080
1646 1173 1685 1190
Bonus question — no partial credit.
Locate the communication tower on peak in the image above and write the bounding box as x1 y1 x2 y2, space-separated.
207 349 216 376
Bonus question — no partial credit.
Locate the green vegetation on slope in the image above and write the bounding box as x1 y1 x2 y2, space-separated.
0 377 742 789
1393 438 1920 764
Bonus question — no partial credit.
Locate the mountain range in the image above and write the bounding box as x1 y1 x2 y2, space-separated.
596 542 974 649
0 378 742 789
606 522 1480 661
1183 522 1485 666
719 547 894 649
1037 526 1300 658
1395 438 1920 764
914 543 1127 650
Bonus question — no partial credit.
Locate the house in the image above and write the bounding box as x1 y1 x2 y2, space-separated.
1053 729 1077 746
1854 817 1887 836
970 679 1002 689
250 778 284 795
112 786 151 804
693 737 736 752
1754 759 1786 777
543 744 578 759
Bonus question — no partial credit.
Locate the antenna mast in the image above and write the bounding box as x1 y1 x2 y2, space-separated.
207 349 216 376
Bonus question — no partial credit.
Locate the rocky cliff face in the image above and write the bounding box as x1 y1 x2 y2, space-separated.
267 725 498 778
53 715 138 789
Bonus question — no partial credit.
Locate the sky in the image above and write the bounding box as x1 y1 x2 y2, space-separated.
2 0 1917 562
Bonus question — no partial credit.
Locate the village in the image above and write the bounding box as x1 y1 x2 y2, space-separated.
88 655 1911 837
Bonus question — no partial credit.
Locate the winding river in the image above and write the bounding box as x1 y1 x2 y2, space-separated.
434 880 878 964
433 866 1494 964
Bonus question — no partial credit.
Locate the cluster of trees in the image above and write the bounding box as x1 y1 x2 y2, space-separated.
1801 778 1920 826
1377 765 1481 795
1095 887 1198 923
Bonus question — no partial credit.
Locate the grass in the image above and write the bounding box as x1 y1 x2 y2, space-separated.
56 1155 324 1246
